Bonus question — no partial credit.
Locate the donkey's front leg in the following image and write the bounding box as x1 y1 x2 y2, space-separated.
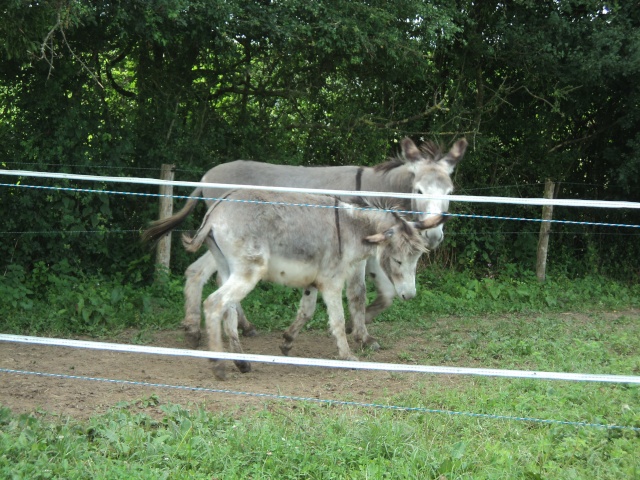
280 288 318 355
322 287 358 361
346 264 380 351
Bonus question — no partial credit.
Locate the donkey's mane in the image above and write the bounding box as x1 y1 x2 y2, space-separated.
346 195 403 215
419 141 445 161
373 158 405 174
373 140 444 174
346 196 427 254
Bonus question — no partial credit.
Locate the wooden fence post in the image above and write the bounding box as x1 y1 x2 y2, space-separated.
155 164 175 279
536 179 555 282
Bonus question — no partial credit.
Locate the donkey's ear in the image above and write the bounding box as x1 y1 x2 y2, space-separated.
439 138 468 174
400 137 423 162
364 228 395 244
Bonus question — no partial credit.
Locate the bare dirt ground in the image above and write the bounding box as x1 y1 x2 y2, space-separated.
1 310 637 421
0 324 462 420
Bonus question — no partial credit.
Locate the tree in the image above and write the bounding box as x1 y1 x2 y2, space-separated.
1 0 638 280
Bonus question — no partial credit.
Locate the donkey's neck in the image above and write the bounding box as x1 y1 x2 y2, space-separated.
362 164 414 209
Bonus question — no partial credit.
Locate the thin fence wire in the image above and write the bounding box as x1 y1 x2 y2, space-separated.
2 169 640 208
0 163 607 190
2 229 639 237
1 183 639 229
1 368 638 432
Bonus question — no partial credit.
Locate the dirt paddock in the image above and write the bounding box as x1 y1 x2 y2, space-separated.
0 325 461 420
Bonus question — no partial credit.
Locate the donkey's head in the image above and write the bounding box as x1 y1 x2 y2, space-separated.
400 137 467 250
365 214 446 300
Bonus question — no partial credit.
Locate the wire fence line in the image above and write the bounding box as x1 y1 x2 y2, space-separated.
2 169 640 209
4 229 639 237
0 163 612 191
1 367 638 432
2 182 640 230
2 169 639 429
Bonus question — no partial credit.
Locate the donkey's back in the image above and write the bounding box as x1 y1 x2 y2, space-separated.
200 161 365 202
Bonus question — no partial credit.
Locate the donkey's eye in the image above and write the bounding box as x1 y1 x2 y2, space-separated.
393 258 402 266
414 187 425 195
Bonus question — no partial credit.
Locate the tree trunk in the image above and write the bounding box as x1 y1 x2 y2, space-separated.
536 179 555 282
155 164 175 280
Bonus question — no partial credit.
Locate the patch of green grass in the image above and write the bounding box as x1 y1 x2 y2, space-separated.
1 393 638 479
381 268 640 324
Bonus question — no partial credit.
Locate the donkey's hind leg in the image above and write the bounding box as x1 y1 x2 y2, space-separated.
183 251 257 348
236 303 257 338
206 264 264 378
183 252 217 348
222 305 252 374
203 274 260 379
280 288 318 355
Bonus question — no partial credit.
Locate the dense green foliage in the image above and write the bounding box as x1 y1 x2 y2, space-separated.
1 307 639 478
1 1 639 283
1 266 638 338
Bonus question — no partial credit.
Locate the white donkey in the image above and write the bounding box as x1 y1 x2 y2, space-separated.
178 190 445 379
144 137 466 347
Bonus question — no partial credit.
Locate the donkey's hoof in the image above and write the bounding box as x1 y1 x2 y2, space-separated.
184 329 201 349
279 344 292 356
242 327 258 338
234 360 252 373
211 360 226 381
344 354 358 362
363 338 380 352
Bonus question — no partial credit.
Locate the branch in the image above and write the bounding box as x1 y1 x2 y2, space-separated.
37 13 62 79
211 84 306 100
523 86 555 110
547 129 604 154
106 42 136 98
35 12 104 89
359 98 448 129
59 26 103 89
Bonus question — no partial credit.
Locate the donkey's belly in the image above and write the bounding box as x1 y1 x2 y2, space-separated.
264 256 319 288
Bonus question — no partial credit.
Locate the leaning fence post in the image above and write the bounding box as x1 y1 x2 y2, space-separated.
536 179 555 282
156 164 176 279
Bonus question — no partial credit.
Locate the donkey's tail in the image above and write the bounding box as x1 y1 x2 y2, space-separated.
181 196 226 253
141 187 203 244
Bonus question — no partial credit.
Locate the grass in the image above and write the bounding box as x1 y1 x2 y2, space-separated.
0 267 639 478
1 388 638 479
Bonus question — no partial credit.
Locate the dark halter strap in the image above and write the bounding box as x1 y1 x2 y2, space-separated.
334 197 342 258
355 167 364 191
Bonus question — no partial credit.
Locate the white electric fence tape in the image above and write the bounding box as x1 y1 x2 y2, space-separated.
1 334 638 384
2 169 640 209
